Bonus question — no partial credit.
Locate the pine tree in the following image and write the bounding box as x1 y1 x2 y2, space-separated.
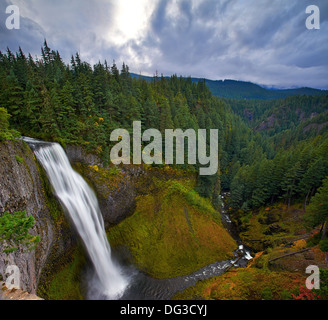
41 40 51 64
77 73 94 117
92 62 107 110
38 85 59 138
300 157 328 210
4 70 24 126
142 97 160 129
111 61 120 82
14 47 28 89
282 160 303 209
59 80 77 136
251 159 274 208
22 81 41 131
159 98 174 133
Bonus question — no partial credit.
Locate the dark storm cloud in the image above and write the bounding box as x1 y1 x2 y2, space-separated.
138 0 328 89
0 0 327 89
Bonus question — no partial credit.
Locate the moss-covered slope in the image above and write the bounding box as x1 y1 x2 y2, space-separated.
108 178 237 278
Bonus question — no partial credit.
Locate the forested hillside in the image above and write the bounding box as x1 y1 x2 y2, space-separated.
0 42 252 205
224 95 328 210
1 42 327 249
131 73 328 100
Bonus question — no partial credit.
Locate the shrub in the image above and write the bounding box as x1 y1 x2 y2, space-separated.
0 107 20 141
0 107 10 131
319 239 328 252
315 269 328 299
261 287 273 300
280 289 292 300
0 211 40 253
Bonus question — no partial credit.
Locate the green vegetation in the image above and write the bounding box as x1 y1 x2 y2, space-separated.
173 267 306 300
234 203 306 252
1 43 328 300
0 210 40 253
131 74 327 100
1 43 327 215
43 247 85 300
228 126 328 212
14 154 23 163
305 177 328 236
108 178 236 278
0 42 234 202
208 80 326 100
0 107 20 141
226 95 328 128
316 269 328 299
36 244 86 300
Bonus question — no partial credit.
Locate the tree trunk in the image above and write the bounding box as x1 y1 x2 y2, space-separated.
269 247 313 263
309 186 316 201
304 190 310 211
287 193 291 210
321 219 328 241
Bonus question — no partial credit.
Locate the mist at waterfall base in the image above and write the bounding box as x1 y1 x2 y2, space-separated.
26 138 130 299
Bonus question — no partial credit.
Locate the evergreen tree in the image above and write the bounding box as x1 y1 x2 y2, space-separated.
282 160 303 209
300 157 328 209
4 70 24 126
38 85 59 138
22 81 41 131
305 177 328 240
0 107 10 131
159 98 174 133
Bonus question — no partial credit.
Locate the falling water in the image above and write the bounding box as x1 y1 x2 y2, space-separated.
25 138 128 299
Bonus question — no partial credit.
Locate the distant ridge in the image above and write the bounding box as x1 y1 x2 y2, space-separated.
130 73 328 100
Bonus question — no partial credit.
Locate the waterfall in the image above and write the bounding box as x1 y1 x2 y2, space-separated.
25 138 128 299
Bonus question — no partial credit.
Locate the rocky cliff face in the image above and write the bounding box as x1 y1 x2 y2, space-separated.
0 140 75 295
0 140 55 294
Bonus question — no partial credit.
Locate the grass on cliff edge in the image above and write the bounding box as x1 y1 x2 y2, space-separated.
107 178 237 278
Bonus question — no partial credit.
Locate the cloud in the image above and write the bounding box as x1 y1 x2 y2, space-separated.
141 0 328 88
0 0 45 56
0 0 327 89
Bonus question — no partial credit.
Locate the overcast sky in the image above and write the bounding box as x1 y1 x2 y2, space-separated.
0 0 327 89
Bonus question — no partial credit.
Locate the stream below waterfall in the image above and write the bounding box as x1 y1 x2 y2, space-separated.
115 193 253 300
23 137 252 300
78 193 253 300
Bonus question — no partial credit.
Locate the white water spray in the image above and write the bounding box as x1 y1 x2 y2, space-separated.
28 139 128 299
